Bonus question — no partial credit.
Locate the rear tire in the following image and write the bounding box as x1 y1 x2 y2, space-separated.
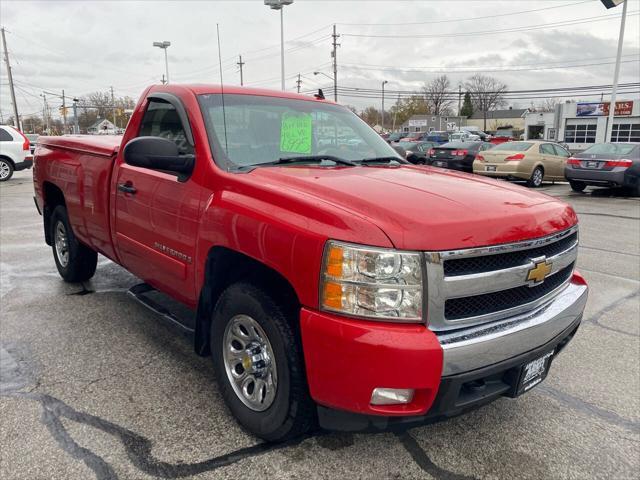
0 159 14 182
50 206 98 282
210 282 315 441
569 180 586 193
527 166 544 188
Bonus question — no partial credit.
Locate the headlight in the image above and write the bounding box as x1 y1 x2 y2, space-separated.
320 241 423 322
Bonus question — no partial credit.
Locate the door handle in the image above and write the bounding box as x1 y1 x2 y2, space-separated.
117 183 137 194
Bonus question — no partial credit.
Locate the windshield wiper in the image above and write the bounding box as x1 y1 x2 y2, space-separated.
356 156 409 165
246 155 358 168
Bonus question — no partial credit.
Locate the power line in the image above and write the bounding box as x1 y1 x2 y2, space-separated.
336 0 595 26
341 11 639 39
339 58 640 75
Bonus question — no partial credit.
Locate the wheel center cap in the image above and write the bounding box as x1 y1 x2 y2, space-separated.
243 342 271 376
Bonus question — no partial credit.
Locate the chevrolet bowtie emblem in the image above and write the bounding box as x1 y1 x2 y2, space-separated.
527 259 553 285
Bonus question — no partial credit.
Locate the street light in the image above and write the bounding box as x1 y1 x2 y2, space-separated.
314 71 337 101
381 80 388 130
264 0 294 91
153 41 171 84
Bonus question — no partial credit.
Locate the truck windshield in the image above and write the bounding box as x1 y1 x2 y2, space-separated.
198 94 401 169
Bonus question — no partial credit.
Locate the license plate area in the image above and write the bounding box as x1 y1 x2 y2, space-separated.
515 350 554 396
434 161 446 167
585 161 600 169
486 165 497 171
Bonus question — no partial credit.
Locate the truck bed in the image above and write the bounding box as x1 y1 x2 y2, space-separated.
34 135 122 261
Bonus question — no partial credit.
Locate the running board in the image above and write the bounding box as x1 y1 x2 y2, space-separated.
127 283 196 333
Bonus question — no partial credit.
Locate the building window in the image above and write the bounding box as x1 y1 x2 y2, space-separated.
403 127 409 132
612 123 640 142
414 127 421 132
564 124 596 143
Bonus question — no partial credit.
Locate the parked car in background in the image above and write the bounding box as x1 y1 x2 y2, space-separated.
387 131 409 143
460 126 489 141
474 140 571 188
565 142 640 195
401 141 439 164
427 141 493 173
399 132 426 142
425 131 450 144
449 131 480 142
0 125 33 182
25 134 39 156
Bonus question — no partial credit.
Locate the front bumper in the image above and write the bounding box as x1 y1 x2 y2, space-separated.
300 273 587 420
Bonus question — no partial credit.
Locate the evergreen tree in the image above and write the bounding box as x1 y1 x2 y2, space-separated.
460 92 473 117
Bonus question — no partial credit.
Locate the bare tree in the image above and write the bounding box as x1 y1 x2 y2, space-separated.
533 98 560 113
423 75 452 116
464 74 508 130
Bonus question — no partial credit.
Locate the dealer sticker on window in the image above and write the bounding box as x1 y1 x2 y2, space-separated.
280 113 313 154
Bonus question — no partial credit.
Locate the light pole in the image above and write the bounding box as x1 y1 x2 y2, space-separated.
601 0 628 142
381 80 388 131
265 0 293 91
313 71 337 100
153 41 171 84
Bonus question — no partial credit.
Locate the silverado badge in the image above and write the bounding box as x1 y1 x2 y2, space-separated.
526 258 553 285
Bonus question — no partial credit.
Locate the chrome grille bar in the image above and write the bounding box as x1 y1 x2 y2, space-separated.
425 225 579 332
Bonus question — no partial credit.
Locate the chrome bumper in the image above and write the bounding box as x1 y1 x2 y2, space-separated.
437 281 588 376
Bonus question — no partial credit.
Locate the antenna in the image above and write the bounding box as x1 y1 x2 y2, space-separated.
216 23 229 153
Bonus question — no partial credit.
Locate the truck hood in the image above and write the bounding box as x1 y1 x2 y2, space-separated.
247 165 577 251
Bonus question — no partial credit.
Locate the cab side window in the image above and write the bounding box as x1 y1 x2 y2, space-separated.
540 144 556 155
139 99 194 155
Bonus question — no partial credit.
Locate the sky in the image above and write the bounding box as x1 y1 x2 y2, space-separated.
0 0 639 121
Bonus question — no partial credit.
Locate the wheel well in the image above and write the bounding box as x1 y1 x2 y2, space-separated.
194 246 301 356
0 155 15 168
42 182 66 245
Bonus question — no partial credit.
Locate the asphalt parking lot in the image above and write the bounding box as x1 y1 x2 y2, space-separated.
1 169 638 480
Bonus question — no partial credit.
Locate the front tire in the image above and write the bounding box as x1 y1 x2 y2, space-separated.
527 166 544 188
50 206 98 282
211 282 315 441
0 159 14 182
569 180 586 192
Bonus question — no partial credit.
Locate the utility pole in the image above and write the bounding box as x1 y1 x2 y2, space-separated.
296 73 302 93
41 93 49 134
110 86 117 129
61 90 67 133
72 98 79 134
331 25 339 102
458 84 462 116
381 80 388 130
1 27 20 130
237 55 245 86
606 0 627 142
161 74 166 85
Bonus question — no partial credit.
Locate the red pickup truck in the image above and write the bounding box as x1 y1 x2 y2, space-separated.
33 85 588 441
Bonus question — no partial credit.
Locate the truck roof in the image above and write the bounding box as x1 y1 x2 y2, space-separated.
160 84 335 104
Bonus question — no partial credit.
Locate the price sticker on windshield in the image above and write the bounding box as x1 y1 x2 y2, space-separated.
281 113 313 154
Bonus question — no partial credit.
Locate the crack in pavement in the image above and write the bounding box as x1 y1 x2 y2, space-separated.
537 386 640 434
2 390 312 479
583 289 640 338
396 431 478 480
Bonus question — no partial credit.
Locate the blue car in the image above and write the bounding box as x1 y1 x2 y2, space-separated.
425 131 450 144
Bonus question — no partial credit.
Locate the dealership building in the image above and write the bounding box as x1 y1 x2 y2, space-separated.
524 98 639 151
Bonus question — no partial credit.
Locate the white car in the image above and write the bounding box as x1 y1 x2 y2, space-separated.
0 125 33 181
450 131 481 142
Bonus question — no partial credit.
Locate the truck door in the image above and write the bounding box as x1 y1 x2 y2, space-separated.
113 95 200 305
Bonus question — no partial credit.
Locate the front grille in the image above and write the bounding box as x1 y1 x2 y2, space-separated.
444 232 577 276
445 263 574 320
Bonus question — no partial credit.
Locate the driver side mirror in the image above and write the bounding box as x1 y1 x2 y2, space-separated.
123 136 194 180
